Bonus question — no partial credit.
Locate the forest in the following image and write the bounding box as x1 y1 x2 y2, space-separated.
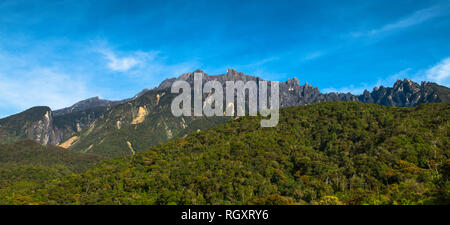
0 102 448 205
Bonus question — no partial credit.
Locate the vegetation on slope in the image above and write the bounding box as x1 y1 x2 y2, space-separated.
1 102 449 205
0 140 105 204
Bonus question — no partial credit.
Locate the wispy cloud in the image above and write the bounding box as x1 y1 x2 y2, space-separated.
351 4 447 37
0 67 94 116
104 52 141 72
100 49 158 72
0 37 203 118
301 51 326 62
425 57 450 86
96 44 199 79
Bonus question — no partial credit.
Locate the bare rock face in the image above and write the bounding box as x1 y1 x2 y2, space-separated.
358 79 448 107
24 109 67 146
0 104 107 146
30 110 53 145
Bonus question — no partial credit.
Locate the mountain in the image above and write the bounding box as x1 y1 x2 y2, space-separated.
0 69 449 157
64 69 361 157
0 90 151 147
2 102 448 205
67 69 448 157
157 69 360 107
0 106 58 145
53 90 151 116
157 69 449 107
68 88 231 157
0 105 108 146
359 79 450 107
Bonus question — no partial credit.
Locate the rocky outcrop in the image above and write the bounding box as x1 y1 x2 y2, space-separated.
29 110 63 145
0 106 64 145
0 104 111 146
357 79 448 107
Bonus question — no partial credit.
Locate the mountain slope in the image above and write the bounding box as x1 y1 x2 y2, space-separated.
6 102 449 205
0 105 108 146
0 89 151 147
69 88 231 157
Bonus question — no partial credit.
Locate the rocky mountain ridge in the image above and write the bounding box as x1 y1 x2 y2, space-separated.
159 69 448 107
53 97 116 116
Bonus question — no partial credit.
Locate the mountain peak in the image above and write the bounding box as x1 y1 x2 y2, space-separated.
226 68 238 74
286 77 300 86
194 69 205 74
53 97 116 116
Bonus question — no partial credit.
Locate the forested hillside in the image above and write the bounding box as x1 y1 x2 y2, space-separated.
0 140 105 204
1 102 449 205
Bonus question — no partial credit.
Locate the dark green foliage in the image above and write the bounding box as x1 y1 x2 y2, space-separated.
0 140 105 172
0 140 105 204
1 102 449 205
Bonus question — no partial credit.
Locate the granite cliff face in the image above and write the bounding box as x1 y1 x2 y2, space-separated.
0 107 63 145
359 79 449 107
0 103 113 146
29 109 59 145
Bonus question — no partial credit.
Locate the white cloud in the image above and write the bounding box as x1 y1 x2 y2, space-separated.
100 50 150 72
0 40 115 118
0 67 94 114
425 57 450 86
97 46 199 79
0 38 201 118
351 4 447 37
107 55 139 71
301 51 325 61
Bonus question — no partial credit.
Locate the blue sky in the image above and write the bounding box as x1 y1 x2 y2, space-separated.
0 0 449 117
